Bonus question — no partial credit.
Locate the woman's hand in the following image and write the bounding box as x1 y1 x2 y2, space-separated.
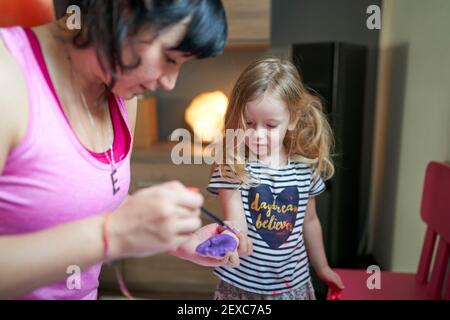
317 265 345 291
107 181 204 260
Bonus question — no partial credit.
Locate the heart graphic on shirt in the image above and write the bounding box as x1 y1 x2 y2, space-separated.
248 184 299 249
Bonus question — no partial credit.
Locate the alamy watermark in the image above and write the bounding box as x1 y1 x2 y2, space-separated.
66 265 81 290
169 128 284 166
366 5 381 30
66 5 82 30
60 4 380 31
366 265 381 290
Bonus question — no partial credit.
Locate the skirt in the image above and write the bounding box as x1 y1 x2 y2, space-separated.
213 279 316 300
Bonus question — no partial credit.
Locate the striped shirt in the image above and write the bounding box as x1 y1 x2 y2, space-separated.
207 160 325 295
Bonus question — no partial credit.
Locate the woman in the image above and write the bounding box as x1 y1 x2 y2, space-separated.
0 0 248 299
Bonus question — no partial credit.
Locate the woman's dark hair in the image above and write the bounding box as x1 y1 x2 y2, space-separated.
57 0 227 87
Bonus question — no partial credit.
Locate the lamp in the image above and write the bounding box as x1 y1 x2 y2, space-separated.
185 91 228 144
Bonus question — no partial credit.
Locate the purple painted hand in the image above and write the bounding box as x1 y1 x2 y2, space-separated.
196 234 238 257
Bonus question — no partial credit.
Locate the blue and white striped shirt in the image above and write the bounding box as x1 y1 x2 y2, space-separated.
207 160 325 295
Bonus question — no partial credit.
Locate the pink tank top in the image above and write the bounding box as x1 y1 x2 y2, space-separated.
0 27 132 300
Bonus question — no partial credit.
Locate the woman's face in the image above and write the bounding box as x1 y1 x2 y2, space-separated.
111 19 193 100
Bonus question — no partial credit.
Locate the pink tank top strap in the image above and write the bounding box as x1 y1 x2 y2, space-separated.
22 27 132 164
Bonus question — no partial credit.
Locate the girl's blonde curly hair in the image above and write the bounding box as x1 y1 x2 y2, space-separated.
217 57 334 185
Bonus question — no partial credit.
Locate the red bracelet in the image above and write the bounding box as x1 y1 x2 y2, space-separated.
101 212 134 300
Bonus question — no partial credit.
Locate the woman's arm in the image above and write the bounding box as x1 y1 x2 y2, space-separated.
0 40 107 298
0 215 105 299
303 197 344 290
0 180 205 299
0 33 29 174
0 97 107 299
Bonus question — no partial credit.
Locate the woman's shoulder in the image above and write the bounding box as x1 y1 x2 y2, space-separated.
0 32 29 165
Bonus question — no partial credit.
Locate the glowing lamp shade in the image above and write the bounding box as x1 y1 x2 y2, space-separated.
185 91 228 143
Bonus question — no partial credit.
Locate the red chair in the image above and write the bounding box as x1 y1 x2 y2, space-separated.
328 161 450 300
0 0 54 27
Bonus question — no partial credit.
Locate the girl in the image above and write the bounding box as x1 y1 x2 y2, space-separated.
206 57 345 300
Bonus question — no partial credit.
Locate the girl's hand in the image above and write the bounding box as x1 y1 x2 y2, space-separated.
107 181 204 260
199 221 252 268
174 223 240 268
218 221 253 257
317 266 345 291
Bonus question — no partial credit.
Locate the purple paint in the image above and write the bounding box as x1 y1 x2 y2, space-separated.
196 234 238 257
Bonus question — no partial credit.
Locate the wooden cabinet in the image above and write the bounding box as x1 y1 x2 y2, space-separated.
223 0 271 46
133 97 158 150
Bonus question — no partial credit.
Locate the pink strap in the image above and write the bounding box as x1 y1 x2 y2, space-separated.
23 27 130 164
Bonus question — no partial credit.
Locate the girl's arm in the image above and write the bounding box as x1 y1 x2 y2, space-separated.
303 197 344 290
217 189 253 257
303 197 328 271
218 189 248 233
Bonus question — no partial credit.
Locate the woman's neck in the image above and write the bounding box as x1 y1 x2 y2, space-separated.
46 21 108 109
30 22 114 152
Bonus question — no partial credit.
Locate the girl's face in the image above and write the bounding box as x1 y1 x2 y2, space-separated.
244 92 295 158
111 19 193 100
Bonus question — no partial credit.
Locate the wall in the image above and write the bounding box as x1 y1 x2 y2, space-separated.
271 0 381 248
370 0 450 271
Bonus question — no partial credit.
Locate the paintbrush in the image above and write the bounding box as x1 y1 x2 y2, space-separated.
200 207 239 235
187 187 239 235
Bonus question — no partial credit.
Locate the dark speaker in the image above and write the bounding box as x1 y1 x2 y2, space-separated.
291 43 367 296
